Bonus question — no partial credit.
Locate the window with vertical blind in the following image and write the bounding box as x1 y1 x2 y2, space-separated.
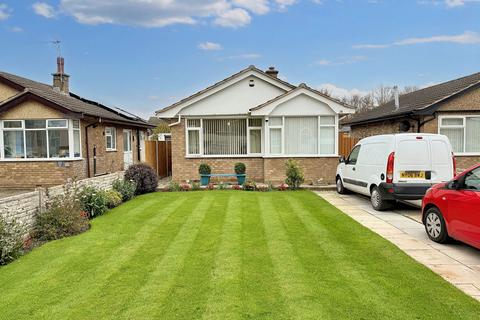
439 116 480 154
184 116 336 157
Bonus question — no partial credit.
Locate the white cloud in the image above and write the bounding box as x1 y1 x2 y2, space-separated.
0 3 11 21
214 8 251 27
33 2 56 18
354 31 480 49
198 41 223 51
233 0 269 14
317 83 368 99
10 26 23 32
53 0 297 28
314 56 367 66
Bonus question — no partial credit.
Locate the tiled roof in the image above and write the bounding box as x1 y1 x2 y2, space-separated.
0 71 151 127
343 72 480 125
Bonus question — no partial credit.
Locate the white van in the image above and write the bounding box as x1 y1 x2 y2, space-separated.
336 134 455 210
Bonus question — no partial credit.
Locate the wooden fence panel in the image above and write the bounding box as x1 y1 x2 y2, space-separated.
144 140 172 178
338 132 359 158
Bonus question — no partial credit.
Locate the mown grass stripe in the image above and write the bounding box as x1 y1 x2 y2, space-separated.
201 194 242 320
155 192 230 319
120 193 214 319
0 196 166 313
259 193 327 320
240 193 288 320
38 195 190 319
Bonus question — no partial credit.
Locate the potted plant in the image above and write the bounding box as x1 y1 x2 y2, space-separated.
199 163 211 186
234 162 247 185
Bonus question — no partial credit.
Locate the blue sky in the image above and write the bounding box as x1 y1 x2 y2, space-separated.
1 0 480 119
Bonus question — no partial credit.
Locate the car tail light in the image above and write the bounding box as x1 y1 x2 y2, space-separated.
386 152 395 183
452 153 457 177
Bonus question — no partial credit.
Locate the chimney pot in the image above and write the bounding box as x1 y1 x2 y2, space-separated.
52 56 70 94
265 66 279 78
393 85 400 110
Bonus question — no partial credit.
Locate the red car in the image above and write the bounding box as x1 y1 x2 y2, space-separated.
422 164 480 249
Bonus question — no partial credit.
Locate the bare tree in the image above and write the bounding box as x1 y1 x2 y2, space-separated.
317 87 331 97
402 86 419 94
372 85 394 106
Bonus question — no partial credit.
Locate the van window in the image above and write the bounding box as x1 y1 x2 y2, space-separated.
431 140 450 165
346 145 361 165
357 143 387 165
397 140 429 165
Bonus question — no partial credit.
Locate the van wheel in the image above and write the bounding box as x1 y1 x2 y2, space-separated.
425 207 450 244
371 186 394 211
336 177 347 194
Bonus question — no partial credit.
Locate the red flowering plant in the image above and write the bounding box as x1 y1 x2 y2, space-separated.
180 183 192 191
232 184 242 190
207 183 216 190
278 183 289 191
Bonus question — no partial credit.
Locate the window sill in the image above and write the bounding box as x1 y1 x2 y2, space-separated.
0 158 84 162
185 154 339 159
106 149 117 152
454 153 480 157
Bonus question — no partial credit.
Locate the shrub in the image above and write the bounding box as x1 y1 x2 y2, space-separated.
234 162 246 174
191 182 201 191
168 181 181 192
256 183 270 192
113 179 136 201
180 183 192 191
232 184 241 190
243 181 256 191
125 164 159 194
0 216 24 266
278 183 289 191
285 159 304 190
34 190 89 241
104 190 122 208
79 186 108 218
206 183 215 190
199 163 211 175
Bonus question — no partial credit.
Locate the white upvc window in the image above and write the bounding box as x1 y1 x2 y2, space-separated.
185 117 264 157
439 115 480 155
105 127 117 151
0 119 82 160
267 116 337 156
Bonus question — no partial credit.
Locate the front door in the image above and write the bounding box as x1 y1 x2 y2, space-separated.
123 129 133 170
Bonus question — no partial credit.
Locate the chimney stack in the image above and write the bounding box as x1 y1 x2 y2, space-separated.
393 85 399 110
52 57 70 94
265 66 279 78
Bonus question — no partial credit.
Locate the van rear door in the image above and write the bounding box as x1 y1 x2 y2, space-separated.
394 135 453 184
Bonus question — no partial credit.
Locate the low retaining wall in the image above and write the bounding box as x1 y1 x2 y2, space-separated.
0 172 124 234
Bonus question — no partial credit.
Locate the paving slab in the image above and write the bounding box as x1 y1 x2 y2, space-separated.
316 191 480 302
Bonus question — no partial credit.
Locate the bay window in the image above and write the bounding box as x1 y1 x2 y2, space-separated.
185 115 336 157
0 119 82 160
269 116 336 156
439 116 480 154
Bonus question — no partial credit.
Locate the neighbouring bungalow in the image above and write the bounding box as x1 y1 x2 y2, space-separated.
0 57 153 189
156 66 354 184
342 72 480 171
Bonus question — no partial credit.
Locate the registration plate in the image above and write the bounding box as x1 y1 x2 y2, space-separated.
400 171 426 179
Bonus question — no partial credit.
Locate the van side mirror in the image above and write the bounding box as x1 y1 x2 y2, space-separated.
339 156 345 163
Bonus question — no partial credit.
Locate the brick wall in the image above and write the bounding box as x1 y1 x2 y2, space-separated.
0 172 123 234
171 119 338 184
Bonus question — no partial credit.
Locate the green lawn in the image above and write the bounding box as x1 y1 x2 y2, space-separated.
0 191 479 319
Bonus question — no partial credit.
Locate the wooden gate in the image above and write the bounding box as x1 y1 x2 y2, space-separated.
339 132 359 158
145 141 172 178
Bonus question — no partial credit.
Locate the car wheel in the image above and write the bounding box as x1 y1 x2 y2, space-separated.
424 207 450 243
336 177 347 194
371 186 394 211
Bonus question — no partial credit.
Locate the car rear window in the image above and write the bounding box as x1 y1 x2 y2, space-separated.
397 140 429 165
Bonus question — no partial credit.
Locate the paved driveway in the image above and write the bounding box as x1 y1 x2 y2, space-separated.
317 191 480 302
